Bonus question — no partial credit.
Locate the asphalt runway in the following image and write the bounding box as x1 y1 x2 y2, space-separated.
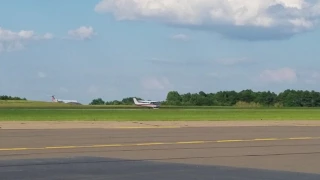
1 126 320 179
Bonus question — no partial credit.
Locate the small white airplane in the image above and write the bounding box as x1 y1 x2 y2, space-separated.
51 95 79 104
133 98 161 109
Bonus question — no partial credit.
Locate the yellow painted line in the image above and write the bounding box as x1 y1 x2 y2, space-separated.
135 142 170 146
109 126 180 129
294 125 320 127
177 141 207 144
217 139 251 143
1 136 320 152
0 148 40 151
253 138 280 141
288 137 315 140
45 146 79 149
92 144 123 147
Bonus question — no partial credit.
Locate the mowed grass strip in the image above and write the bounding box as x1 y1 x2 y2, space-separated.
1 108 320 121
0 100 231 109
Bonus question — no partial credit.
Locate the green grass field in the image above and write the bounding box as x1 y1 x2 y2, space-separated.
1 100 320 121
0 100 234 109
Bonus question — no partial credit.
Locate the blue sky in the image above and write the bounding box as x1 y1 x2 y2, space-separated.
1 0 320 104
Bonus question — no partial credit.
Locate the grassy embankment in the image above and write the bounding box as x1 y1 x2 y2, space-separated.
0 100 320 121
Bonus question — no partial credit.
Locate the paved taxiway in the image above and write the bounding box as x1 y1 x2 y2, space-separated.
1 125 320 179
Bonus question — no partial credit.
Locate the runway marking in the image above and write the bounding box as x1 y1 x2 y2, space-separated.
110 126 180 129
177 141 206 144
216 139 252 143
294 125 320 127
45 146 79 149
253 138 279 141
1 136 320 152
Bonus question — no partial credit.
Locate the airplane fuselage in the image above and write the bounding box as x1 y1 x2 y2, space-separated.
52 96 78 104
133 98 160 109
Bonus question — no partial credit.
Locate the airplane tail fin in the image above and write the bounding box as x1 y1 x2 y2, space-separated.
51 95 56 102
133 98 139 104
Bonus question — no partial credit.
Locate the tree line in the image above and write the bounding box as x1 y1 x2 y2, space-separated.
0 95 27 100
163 89 320 107
90 97 142 105
90 89 320 107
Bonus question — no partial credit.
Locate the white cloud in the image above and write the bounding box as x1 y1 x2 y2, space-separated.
37 72 47 78
67 26 95 40
141 77 173 90
0 27 53 52
42 33 54 40
259 67 298 83
171 34 189 41
94 0 320 40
